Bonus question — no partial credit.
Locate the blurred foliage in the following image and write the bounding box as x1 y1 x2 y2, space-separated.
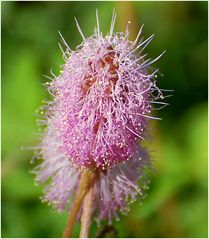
2 1 208 238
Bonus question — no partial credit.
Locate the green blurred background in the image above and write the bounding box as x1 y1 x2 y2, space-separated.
2 1 208 238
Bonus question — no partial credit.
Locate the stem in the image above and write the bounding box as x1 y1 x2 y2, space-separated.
79 179 95 238
63 170 92 238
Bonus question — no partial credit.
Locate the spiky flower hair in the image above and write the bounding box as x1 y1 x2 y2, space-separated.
33 10 166 226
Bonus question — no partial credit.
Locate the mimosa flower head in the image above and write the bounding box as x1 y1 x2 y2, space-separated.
34 10 166 224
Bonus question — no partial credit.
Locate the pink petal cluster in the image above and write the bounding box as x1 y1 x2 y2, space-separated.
45 18 163 171
34 11 165 223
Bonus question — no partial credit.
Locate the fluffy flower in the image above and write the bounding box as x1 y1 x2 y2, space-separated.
34 10 165 223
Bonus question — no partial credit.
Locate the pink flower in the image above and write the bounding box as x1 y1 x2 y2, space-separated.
34 10 165 223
